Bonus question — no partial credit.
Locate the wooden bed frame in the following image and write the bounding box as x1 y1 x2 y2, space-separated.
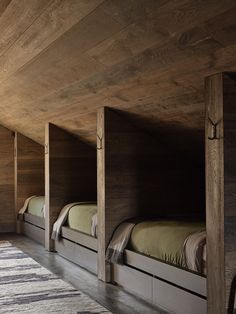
97 107 206 313
14 132 45 244
45 123 97 273
21 213 45 245
112 250 206 314
54 226 97 274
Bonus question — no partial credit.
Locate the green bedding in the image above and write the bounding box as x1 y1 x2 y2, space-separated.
67 203 97 235
128 220 205 268
27 196 45 218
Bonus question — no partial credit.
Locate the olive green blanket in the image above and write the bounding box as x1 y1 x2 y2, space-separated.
128 220 205 268
27 196 45 218
67 204 97 235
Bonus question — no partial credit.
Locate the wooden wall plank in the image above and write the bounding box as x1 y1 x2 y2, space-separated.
14 132 44 232
206 72 236 313
0 125 14 232
0 0 105 84
45 123 97 251
97 107 205 281
0 0 49 58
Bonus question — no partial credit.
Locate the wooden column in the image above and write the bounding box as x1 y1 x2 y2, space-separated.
0 126 14 232
14 132 44 232
45 123 96 251
97 107 205 282
205 72 236 314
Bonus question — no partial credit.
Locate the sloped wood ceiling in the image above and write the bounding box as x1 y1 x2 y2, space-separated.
0 0 236 145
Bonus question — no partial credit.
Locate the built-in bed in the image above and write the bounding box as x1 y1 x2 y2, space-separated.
54 203 98 274
97 107 207 314
108 219 207 314
45 123 97 273
18 196 45 245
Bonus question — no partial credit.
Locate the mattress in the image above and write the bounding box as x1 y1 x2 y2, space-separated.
67 203 97 235
128 220 206 271
27 196 45 218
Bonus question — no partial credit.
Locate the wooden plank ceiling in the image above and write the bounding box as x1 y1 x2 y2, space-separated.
0 0 236 147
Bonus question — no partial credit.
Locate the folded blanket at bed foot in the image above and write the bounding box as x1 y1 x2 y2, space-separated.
18 196 45 219
51 202 97 240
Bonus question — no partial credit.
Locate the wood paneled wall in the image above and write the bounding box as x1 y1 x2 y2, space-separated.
45 123 97 251
14 132 44 230
97 107 205 281
0 126 14 232
1 1 236 146
206 73 236 314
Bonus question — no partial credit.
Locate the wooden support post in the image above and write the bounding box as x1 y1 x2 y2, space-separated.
205 72 236 314
45 123 96 251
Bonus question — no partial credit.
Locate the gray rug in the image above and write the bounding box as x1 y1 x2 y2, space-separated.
0 241 111 314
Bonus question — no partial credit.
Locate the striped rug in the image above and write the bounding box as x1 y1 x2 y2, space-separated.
0 241 111 314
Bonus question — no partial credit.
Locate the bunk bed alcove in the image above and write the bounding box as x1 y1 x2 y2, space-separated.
45 123 97 274
97 107 206 314
206 73 236 314
0 126 14 233
15 132 45 244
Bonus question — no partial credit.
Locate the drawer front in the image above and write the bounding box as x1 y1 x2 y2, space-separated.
55 238 75 262
153 277 207 314
22 222 45 245
55 238 97 274
74 244 97 274
113 264 153 301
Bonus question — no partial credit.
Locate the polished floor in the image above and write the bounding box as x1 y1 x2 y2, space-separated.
0 233 167 314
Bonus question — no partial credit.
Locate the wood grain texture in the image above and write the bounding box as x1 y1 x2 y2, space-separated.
1 1 236 146
206 72 236 313
97 107 205 281
20 221 45 245
0 125 14 232
14 132 44 223
45 123 97 251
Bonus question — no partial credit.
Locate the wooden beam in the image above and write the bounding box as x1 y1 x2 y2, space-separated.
205 72 236 313
45 123 97 251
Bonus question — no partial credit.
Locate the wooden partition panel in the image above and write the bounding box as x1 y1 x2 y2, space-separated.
97 107 205 281
45 123 97 251
15 133 44 227
0 126 14 232
206 73 236 314
15 133 44 212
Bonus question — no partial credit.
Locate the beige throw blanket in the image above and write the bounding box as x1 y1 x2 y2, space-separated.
106 219 140 264
51 202 98 240
91 213 97 237
183 231 206 274
17 195 37 220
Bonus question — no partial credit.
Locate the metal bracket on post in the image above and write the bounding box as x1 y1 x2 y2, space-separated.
208 117 221 140
45 143 48 155
97 134 103 150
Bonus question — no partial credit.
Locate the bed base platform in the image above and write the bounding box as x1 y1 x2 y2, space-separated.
20 213 45 245
55 226 97 274
112 249 207 314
